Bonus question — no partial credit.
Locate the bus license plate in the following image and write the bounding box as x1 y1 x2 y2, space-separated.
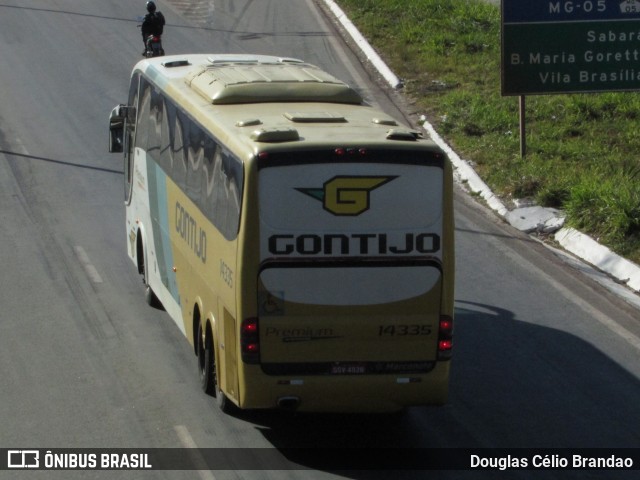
331 363 366 375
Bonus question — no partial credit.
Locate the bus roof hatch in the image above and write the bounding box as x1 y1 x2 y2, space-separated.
185 62 363 105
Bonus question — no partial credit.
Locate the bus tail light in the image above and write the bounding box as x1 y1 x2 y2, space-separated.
241 317 260 364
437 314 453 361
334 147 368 156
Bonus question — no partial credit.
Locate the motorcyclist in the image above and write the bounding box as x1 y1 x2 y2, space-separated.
141 1 165 55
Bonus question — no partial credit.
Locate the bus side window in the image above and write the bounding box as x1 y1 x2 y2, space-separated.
186 123 204 205
203 138 218 222
148 86 163 163
211 150 242 239
160 99 174 172
222 151 241 237
171 112 187 191
123 73 139 202
135 83 151 151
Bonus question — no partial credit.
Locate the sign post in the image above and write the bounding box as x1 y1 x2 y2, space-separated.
519 95 526 157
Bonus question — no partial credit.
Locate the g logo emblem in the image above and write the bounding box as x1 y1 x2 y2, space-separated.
297 176 396 216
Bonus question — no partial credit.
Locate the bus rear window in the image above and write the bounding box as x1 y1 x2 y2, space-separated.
258 158 443 261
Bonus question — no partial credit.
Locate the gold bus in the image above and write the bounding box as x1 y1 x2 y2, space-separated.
109 54 454 413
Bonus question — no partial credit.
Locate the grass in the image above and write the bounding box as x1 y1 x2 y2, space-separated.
335 0 640 264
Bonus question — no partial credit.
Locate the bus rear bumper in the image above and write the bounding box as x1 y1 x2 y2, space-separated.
238 362 450 413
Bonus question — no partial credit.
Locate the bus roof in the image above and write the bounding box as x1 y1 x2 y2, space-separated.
135 54 441 154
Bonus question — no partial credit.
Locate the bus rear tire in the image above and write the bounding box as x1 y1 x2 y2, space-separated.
198 322 216 395
215 381 234 414
197 321 236 413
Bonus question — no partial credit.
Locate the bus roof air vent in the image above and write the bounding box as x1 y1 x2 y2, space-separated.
236 118 262 127
284 112 347 123
277 57 306 64
251 128 300 143
163 60 191 68
386 129 422 141
185 62 363 105
207 57 259 65
372 117 398 126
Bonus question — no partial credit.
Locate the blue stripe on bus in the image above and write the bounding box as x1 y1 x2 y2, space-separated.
148 161 180 305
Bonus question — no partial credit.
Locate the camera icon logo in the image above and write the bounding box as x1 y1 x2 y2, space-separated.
7 450 40 468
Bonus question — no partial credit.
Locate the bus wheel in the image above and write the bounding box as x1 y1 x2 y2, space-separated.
215 377 234 414
139 239 163 310
197 321 236 413
197 322 215 395
144 284 163 309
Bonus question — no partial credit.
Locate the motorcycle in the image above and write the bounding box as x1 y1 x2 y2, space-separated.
137 19 165 58
144 34 164 58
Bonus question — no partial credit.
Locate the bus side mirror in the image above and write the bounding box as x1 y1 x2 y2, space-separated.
109 105 127 153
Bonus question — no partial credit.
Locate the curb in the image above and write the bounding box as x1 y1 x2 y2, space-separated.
555 228 640 293
322 0 640 296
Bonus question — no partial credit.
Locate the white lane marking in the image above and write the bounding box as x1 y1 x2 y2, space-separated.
174 425 217 480
73 246 103 284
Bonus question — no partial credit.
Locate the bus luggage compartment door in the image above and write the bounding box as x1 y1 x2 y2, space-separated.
257 262 442 376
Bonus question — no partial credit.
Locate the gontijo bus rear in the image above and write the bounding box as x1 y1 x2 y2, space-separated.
108 54 454 413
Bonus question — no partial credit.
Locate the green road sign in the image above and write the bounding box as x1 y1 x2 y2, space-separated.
502 1 640 95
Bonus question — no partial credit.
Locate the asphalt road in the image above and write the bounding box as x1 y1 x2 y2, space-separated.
0 1 639 479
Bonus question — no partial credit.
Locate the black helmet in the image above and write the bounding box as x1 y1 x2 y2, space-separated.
146 1 156 13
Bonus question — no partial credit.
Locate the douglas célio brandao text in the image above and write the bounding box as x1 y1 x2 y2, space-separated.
470 454 634 470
